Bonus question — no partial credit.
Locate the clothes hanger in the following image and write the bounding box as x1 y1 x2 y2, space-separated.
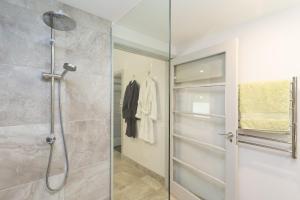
147 62 153 79
130 74 135 84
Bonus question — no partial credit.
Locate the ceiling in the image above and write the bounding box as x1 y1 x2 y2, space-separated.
116 0 169 43
59 0 142 22
172 0 300 51
60 0 300 53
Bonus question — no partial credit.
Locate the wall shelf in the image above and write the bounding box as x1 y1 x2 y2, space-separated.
173 133 226 153
173 82 225 89
174 111 225 119
173 157 225 187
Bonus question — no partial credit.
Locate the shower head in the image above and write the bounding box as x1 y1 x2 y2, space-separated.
60 63 77 78
63 63 77 71
43 11 76 31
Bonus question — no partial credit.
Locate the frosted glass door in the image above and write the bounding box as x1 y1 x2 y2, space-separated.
170 41 238 200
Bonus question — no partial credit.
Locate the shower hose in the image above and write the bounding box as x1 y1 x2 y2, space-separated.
46 80 69 192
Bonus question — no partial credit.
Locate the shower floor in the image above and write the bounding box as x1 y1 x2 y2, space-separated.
113 151 168 200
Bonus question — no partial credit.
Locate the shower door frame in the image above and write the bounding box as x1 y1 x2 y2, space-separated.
170 39 239 200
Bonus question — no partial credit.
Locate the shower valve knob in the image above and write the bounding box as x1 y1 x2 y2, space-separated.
46 135 56 145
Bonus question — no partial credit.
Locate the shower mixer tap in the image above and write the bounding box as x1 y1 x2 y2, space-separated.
42 72 62 80
42 63 77 80
46 135 56 145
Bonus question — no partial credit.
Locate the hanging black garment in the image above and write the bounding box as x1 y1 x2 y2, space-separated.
122 80 139 138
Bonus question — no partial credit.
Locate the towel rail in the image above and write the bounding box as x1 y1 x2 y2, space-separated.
238 140 292 153
238 133 291 144
291 77 297 158
237 128 290 135
237 77 297 159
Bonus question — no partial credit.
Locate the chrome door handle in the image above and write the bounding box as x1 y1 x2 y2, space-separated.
219 132 234 142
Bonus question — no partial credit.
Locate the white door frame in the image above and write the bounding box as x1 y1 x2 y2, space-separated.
170 39 239 200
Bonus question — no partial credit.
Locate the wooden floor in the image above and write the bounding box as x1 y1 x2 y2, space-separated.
113 151 169 200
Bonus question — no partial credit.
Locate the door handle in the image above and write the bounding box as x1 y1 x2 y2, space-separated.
218 132 234 142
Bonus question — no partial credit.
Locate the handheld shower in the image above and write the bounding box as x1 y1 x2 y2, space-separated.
63 63 77 71
61 63 77 78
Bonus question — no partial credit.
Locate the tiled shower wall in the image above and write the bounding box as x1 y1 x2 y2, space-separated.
0 0 111 199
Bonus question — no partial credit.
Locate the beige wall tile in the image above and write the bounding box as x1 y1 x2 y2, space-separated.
65 162 110 200
0 0 111 198
0 175 64 200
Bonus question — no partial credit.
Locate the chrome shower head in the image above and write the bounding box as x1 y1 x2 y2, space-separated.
43 10 76 31
60 63 77 78
63 63 77 71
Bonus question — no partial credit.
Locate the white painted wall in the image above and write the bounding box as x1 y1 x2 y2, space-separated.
114 49 169 177
177 6 300 200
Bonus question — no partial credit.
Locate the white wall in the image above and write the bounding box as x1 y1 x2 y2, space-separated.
114 49 169 177
178 6 300 200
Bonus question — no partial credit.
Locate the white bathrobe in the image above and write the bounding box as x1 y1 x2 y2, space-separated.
136 77 157 143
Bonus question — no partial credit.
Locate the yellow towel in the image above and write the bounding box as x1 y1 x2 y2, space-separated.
239 80 291 132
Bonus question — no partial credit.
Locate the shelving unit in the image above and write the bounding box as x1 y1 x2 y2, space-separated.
170 40 239 200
